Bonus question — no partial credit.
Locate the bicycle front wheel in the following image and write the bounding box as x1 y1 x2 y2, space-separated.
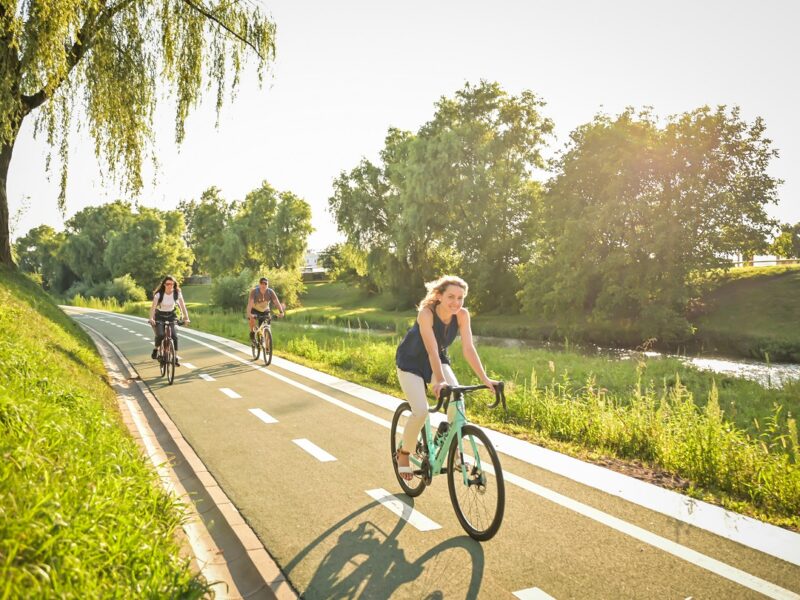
159 345 167 377
390 402 428 497
262 329 273 366
447 424 505 541
251 333 260 360
166 340 176 385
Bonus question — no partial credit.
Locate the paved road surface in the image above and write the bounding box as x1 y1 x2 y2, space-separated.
68 309 800 600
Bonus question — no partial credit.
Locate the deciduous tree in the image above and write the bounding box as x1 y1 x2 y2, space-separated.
1 1 276 265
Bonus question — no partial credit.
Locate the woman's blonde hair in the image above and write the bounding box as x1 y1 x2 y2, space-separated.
418 275 468 311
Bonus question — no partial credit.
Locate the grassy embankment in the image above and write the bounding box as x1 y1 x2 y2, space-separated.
694 265 800 362
0 268 208 598
74 280 800 529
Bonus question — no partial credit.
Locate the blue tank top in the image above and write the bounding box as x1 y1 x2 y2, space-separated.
395 305 459 383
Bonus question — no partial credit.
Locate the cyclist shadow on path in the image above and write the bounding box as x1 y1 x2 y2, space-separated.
144 361 253 391
283 498 485 599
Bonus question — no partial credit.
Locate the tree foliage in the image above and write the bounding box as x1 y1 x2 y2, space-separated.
181 181 313 277
329 81 553 311
519 107 781 342
771 222 800 259
1 0 276 265
104 207 193 289
61 200 134 282
13 224 75 290
24 200 193 291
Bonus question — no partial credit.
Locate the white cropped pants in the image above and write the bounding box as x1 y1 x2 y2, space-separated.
397 364 459 451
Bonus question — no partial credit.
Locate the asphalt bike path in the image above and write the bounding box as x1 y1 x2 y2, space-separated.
67 308 800 600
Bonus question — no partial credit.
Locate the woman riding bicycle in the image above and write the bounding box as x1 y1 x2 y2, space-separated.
149 275 190 365
246 276 285 341
394 275 498 479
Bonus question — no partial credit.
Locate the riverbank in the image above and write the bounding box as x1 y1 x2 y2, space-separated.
0 269 208 596
74 294 800 530
281 267 800 362
694 266 800 362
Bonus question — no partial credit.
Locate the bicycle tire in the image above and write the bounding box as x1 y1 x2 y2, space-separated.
447 424 505 541
166 339 176 385
251 332 260 360
262 329 273 366
159 343 167 377
390 402 428 497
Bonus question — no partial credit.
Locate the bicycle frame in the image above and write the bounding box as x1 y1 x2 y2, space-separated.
407 387 491 486
255 317 271 340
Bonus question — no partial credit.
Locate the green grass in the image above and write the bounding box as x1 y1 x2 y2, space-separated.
0 268 208 598
83 295 800 528
695 268 800 361
182 283 212 305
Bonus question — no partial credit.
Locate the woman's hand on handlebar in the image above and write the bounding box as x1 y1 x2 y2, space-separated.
482 377 501 392
432 380 448 399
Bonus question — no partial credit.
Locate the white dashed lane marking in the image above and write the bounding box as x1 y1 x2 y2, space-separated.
292 439 336 462
199 374 215 382
219 388 241 399
366 488 441 532
249 408 278 424
514 587 557 600
182 363 196 370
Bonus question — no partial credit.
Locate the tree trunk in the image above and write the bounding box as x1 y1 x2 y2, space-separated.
0 135 15 267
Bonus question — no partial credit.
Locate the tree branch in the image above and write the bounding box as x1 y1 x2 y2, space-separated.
21 0 136 113
180 0 265 58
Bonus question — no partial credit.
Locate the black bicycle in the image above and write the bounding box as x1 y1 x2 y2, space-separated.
156 319 183 384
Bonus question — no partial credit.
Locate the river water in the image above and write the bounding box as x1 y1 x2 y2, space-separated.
294 322 800 388
471 335 800 389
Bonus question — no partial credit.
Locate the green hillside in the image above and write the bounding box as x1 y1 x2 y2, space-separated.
0 267 206 597
695 267 800 361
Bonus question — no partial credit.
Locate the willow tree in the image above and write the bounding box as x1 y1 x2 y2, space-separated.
0 1 276 265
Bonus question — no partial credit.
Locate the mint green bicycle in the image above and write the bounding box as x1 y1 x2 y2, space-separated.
390 383 507 541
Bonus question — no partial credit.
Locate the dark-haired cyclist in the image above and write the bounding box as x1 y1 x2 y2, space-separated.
149 275 190 366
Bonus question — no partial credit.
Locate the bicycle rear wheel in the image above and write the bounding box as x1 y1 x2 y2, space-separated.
447 424 505 541
262 329 273 366
166 340 176 385
251 332 260 360
390 402 428 497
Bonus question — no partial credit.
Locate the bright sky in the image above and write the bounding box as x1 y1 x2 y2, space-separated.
10 0 800 250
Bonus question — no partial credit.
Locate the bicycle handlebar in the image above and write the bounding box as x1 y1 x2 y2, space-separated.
429 381 506 414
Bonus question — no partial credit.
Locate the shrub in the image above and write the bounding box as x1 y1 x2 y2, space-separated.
211 270 254 310
65 275 146 304
266 268 305 308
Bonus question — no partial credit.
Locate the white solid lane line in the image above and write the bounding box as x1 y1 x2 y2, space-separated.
199 374 215 382
249 408 278 424
219 388 241 399
292 439 336 462
513 588 556 600
366 489 441 532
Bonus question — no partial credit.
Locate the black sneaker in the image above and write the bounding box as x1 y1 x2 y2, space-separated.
151 348 158 360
